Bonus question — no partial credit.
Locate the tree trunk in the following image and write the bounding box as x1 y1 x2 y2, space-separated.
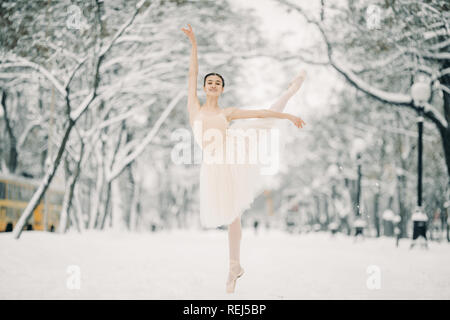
438 60 450 187
89 154 104 229
100 181 112 230
73 184 86 231
58 142 84 233
441 126 450 194
130 180 141 231
110 178 124 231
1 90 18 173
12 119 75 239
127 163 140 232
314 195 320 226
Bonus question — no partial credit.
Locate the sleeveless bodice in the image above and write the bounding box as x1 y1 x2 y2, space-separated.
194 104 286 229
192 111 229 162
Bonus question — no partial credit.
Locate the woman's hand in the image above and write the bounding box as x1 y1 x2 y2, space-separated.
181 24 196 44
288 114 306 128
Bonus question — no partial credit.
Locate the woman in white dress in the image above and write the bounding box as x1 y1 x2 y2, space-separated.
181 24 307 293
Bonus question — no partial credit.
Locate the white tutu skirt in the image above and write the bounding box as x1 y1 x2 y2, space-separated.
199 117 286 228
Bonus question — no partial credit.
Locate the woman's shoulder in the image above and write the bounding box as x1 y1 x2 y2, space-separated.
222 106 237 115
222 107 238 122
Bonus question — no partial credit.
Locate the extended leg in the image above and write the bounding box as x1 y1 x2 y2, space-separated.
269 71 306 113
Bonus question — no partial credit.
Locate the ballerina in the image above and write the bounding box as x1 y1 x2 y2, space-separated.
181 24 306 294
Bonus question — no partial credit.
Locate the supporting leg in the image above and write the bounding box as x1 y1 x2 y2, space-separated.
226 216 244 293
228 216 242 264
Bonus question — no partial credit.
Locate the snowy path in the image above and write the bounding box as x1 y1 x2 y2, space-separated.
1 229 449 299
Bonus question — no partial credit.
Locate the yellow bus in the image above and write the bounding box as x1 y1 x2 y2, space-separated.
0 173 64 232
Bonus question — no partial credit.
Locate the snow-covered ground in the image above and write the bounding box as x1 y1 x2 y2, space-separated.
1 228 449 299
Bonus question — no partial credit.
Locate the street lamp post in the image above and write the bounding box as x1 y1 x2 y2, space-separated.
417 105 424 210
356 153 362 217
352 138 366 240
327 163 340 235
410 77 431 249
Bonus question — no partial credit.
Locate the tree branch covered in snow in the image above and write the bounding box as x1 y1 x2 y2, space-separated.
10 0 150 239
277 0 450 182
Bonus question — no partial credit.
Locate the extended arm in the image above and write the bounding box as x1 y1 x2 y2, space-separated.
228 108 288 120
227 108 306 128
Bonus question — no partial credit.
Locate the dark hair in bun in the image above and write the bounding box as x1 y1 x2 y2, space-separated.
203 73 225 88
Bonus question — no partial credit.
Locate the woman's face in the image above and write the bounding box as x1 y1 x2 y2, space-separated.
203 75 224 96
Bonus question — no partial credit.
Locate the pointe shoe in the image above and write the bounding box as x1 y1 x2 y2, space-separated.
226 260 244 294
287 70 307 91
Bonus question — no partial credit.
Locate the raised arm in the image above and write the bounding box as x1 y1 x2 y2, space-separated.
181 24 200 117
227 108 306 129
